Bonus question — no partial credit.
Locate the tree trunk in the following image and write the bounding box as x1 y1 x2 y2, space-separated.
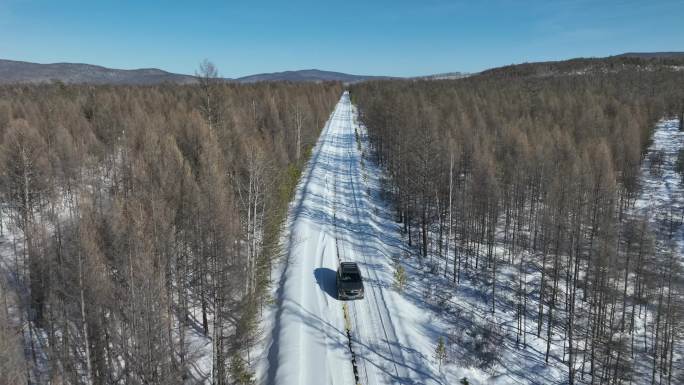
78 248 94 385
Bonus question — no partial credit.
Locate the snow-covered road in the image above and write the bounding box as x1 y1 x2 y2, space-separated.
633 118 684 259
265 92 443 385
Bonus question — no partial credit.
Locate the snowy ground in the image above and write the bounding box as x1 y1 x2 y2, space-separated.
259 92 464 385
403 118 684 385
0 211 53 382
258 91 599 385
259 96 684 385
633 118 684 260
259 93 355 385
629 118 684 380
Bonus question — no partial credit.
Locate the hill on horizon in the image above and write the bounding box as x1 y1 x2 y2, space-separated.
235 69 391 83
0 59 390 85
614 52 684 59
1 52 682 85
0 59 197 85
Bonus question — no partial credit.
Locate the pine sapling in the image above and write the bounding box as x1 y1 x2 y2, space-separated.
434 336 447 371
394 264 407 291
230 355 255 385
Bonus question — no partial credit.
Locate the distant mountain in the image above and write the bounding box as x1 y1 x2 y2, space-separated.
235 69 389 83
478 54 684 79
0 60 394 85
414 72 470 80
0 59 197 85
2 53 682 86
614 52 684 59
236 69 471 83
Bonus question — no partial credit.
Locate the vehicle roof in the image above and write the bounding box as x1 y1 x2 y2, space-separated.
340 262 360 272
340 261 359 267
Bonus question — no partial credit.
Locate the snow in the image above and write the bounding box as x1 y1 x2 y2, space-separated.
633 118 684 260
0 211 52 382
1 91 678 385
628 118 684 382
261 92 461 385
261 90 578 385
184 328 212 382
262 92 355 385
2 85 678 385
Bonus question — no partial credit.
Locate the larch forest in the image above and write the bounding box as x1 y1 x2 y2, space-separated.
1 56 684 385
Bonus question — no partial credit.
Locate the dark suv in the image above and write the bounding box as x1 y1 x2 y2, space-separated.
337 262 364 300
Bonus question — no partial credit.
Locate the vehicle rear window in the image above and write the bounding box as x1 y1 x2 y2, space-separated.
341 272 361 282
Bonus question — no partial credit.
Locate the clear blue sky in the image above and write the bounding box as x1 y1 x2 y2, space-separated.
1 0 682 77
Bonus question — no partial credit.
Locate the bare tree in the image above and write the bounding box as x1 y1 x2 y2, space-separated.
196 59 223 135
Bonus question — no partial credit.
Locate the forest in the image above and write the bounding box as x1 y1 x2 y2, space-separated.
0 65 342 384
350 59 684 384
1 55 683 385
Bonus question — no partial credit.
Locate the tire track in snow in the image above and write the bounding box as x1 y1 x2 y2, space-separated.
346 140 405 383
330 116 370 385
268 95 356 385
332 96 410 384
328 101 367 383
268 92 413 385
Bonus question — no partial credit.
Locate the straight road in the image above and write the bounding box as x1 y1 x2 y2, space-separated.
268 92 421 385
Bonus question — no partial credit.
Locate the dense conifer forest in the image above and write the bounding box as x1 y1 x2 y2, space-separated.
0 77 342 384
1 55 683 384
351 58 684 384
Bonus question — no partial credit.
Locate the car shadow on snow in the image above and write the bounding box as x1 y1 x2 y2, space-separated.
314 267 338 300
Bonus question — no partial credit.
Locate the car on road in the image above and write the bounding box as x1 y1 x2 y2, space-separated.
337 262 364 300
